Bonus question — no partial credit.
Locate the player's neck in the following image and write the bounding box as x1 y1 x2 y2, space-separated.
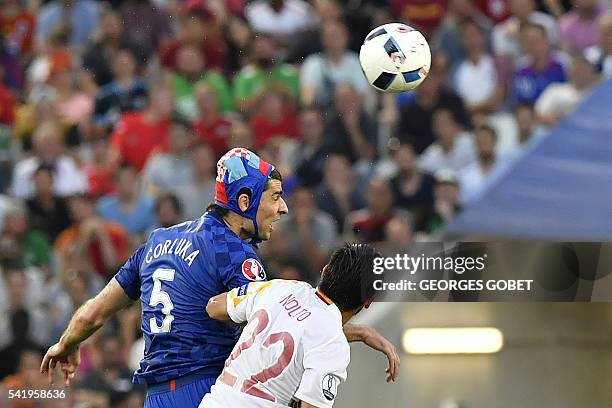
341 311 357 326
223 212 253 241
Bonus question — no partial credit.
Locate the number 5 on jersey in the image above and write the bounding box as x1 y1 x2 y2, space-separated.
149 268 175 333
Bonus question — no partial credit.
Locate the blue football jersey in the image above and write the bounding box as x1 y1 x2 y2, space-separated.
114 211 268 385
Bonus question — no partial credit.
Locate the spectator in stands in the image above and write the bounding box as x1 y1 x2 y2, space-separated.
0 262 49 348
324 83 377 164
301 20 373 111
535 53 600 125
378 215 415 256
459 125 502 203
0 70 15 127
109 83 173 172
295 106 328 187
168 44 233 122
585 11 612 79
159 5 225 73
420 108 476 174
391 0 446 37
25 165 71 242
424 169 463 234
120 0 172 59
250 85 300 149
82 136 116 198
0 0 35 60
36 0 101 52
511 23 567 105
11 121 88 199
93 47 148 132
506 102 548 161
389 144 436 231
559 0 609 52
233 34 299 114
0 205 53 269
433 0 493 68
172 143 217 220
48 63 93 135
245 0 318 48
398 55 472 154
316 154 364 234
1 349 46 393
0 308 45 380
142 119 193 197
54 194 128 280
83 10 142 87
192 83 233 157
227 119 255 150
453 18 505 114
492 0 558 63
258 222 310 282
0 69 15 193
345 178 410 243
97 165 155 236
75 335 143 407
277 186 338 280
153 193 183 229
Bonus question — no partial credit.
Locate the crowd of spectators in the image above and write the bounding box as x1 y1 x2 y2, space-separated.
0 0 609 405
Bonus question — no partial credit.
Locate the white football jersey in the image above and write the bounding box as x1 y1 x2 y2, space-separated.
199 279 350 408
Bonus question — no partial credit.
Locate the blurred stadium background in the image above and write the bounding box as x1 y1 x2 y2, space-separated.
0 0 611 406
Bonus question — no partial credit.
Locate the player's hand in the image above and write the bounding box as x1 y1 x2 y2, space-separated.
40 342 81 387
361 327 401 383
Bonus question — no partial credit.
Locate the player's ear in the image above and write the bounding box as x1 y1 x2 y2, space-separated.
320 264 330 278
237 192 250 212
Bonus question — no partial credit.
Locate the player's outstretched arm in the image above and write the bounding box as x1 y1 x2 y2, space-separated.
40 278 135 386
343 324 400 383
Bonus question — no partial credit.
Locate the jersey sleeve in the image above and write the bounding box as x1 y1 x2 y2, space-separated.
113 244 145 300
294 335 350 408
225 281 274 324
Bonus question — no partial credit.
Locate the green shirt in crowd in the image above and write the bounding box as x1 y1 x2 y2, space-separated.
169 72 234 122
22 230 52 268
233 64 300 104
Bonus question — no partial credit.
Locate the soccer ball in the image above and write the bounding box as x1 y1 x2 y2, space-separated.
359 23 431 93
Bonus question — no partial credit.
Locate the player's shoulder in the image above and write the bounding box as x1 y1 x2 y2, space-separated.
199 212 267 279
300 290 346 346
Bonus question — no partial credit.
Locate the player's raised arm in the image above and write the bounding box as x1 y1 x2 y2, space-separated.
40 277 135 386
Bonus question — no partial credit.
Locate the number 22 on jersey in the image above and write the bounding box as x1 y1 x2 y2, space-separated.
219 309 295 402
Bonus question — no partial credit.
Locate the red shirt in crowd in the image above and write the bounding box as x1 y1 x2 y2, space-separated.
110 112 170 171
391 0 447 37
473 0 510 24
82 164 116 198
159 39 226 72
0 10 35 54
55 222 129 279
0 84 15 125
250 110 300 149
193 116 233 157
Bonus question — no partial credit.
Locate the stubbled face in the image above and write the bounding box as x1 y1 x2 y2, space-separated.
254 179 288 240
